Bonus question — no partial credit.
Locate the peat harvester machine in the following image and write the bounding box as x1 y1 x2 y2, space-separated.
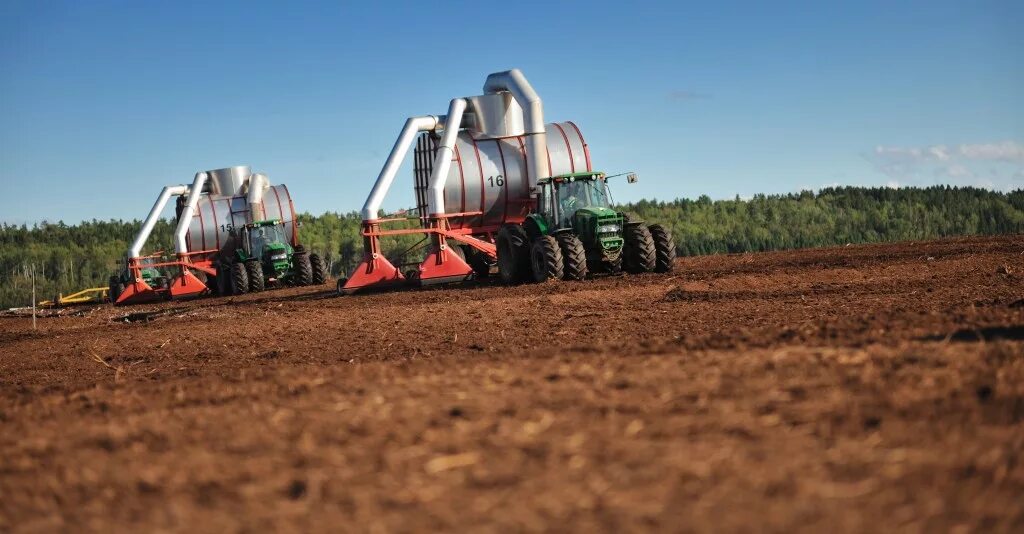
339 68 675 294
109 166 327 305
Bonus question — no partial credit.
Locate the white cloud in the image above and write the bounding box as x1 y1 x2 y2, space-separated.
957 141 1024 163
866 140 1023 190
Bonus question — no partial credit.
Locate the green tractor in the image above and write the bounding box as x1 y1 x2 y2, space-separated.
495 172 675 283
224 219 327 295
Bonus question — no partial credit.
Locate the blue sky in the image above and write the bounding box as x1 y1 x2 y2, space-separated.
1 0 1021 224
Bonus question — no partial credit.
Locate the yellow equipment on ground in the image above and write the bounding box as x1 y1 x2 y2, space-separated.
38 287 109 308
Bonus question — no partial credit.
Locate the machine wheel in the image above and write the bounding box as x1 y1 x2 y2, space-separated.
648 224 677 273
294 252 313 286
556 233 588 281
231 261 249 295
463 245 492 278
245 260 265 292
623 224 656 274
530 235 564 283
108 275 124 303
310 253 327 285
496 224 530 284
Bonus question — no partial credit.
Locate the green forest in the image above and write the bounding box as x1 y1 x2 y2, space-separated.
1 185 1022 309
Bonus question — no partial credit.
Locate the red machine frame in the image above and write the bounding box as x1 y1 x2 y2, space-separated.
341 211 497 294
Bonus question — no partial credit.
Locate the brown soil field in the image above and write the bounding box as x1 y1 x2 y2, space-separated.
2 235 1023 532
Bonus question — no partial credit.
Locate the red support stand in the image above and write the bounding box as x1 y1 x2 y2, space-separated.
169 268 209 298
417 245 473 286
115 278 158 306
340 221 406 294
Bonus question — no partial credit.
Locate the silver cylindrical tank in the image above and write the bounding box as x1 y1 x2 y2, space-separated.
182 183 298 257
413 121 591 231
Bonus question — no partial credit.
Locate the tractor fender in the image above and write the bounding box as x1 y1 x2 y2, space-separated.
523 214 549 239
620 211 645 226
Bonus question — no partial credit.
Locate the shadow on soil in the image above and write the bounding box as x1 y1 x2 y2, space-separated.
919 325 1024 343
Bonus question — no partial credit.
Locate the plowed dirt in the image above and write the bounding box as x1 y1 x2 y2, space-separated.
2 235 1023 532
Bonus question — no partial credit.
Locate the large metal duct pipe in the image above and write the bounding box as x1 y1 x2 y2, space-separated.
128 184 189 258
483 69 547 193
247 172 269 223
361 115 443 221
427 98 468 217
174 172 208 255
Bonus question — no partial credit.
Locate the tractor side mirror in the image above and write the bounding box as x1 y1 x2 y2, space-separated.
627 173 638 184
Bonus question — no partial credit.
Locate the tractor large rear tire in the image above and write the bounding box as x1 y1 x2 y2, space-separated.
624 224 657 274
557 234 587 281
530 235 564 283
294 252 313 286
497 224 530 284
231 262 249 295
310 253 327 285
648 224 676 273
246 260 265 292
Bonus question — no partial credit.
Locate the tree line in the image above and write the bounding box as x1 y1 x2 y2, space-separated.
1 185 1021 308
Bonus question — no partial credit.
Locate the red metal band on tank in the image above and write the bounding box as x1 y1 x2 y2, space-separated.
184 199 192 251
208 198 221 250
553 123 576 173
471 136 486 228
495 139 510 224
276 185 297 244
515 136 530 217
453 143 467 221
545 141 553 178
225 198 235 229
566 121 592 171
195 197 207 251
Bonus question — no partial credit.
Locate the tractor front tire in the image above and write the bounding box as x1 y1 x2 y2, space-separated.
231 262 249 295
624 224 657 274
310 253 327 285
557 234 588 281
294 252 313 286
246 260 265 292
497 224 530 284
530 235 564 283
648 224 676 273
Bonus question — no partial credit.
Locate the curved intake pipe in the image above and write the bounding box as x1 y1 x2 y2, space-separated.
361 115 443 221
483 68 547 192
247 172 268 223
174 172 209 255
128 184 189 259
427 98 467 217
